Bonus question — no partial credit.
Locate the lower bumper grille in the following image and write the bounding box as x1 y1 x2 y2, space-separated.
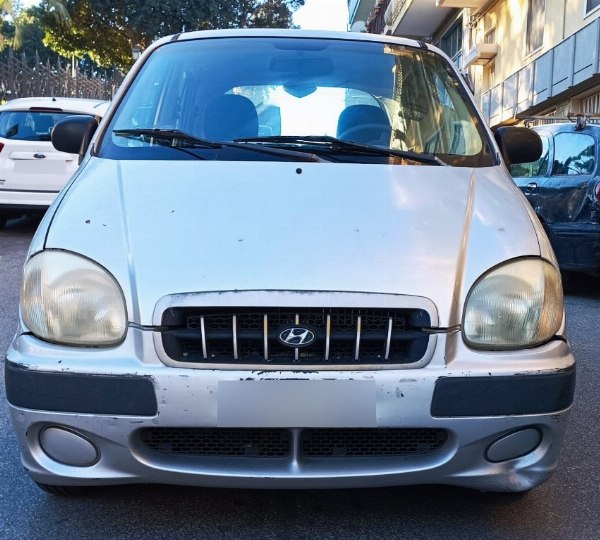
139 428 448 458
301 428 448 457
140 428 291 457
160 307 431 366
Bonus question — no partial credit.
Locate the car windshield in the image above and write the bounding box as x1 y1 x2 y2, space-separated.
0 110 84 142
101 36 494 166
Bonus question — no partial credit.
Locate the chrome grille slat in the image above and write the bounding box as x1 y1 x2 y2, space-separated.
325 314 331 361
385 317 393 361
354 316 361 361
163 308 430 366
294 313 300 362
263 314 269 361
232 315 238 360
200 316 208 360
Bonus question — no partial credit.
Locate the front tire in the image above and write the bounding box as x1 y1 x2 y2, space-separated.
0 213 7 230
560 270 579 293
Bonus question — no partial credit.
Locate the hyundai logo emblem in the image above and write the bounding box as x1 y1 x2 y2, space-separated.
278 325 316 348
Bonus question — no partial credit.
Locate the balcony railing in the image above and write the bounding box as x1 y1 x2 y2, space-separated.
481 16 600 126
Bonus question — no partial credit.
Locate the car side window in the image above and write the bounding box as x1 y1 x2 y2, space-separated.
551 132 595 176
509 132 550 177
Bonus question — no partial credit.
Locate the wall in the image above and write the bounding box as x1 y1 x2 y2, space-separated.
475 0 600 94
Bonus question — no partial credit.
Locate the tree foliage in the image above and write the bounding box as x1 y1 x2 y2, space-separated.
40 0 305 70
0 8 115 81
0 8 57 63
0 0 69 48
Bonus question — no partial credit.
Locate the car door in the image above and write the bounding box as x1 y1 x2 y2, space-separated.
539 129 597 226
510 129 552 214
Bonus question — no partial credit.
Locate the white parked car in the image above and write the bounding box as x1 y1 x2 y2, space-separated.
0 97 109 229
5 30 575 495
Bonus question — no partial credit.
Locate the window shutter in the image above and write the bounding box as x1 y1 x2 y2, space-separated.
527 0 545 54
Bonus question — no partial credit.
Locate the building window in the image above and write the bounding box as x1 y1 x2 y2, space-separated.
587 0 600 13
526 0 545 54
441 21 463 68
484 28 496 44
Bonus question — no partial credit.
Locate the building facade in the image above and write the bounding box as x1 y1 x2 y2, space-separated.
349 0 600 127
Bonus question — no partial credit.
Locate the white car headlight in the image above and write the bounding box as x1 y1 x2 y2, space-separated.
20 250 127 346
463 258 563 350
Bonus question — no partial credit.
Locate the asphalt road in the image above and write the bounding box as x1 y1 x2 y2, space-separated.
1 216 599 540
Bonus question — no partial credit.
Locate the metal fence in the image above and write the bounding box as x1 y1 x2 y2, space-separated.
0 49 121 103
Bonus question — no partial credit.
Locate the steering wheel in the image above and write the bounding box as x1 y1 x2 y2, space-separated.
401 102 428 121
337 123 391 144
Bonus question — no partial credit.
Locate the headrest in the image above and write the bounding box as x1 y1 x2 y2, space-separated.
336 105 391 144
203 94 259 141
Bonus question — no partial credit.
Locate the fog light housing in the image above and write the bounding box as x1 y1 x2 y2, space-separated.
39 426 99 467
485 427 542 463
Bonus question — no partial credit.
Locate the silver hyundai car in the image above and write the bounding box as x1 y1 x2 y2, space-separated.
5 29 574 495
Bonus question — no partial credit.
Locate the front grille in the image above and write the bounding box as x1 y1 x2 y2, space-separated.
139 428 448 458
161 307 431 366
139 428 291 457
301 428 448 457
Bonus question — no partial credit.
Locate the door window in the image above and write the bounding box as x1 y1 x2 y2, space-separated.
551 133 595 176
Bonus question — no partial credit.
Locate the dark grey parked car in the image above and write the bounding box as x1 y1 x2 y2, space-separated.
511 121 600 275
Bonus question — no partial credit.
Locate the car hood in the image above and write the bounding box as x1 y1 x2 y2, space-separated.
43 158 540 326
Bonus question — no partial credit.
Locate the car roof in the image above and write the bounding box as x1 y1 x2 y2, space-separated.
149 28 436 57
0 97 110 117
176 28 424 46
532 122 600 135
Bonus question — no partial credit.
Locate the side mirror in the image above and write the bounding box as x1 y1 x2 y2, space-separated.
51 115 99 162
494 126 542 166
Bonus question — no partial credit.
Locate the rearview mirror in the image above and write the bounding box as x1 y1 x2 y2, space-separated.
52 115 99 162
494 126 542 166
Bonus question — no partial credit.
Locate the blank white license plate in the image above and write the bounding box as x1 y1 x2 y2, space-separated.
217 380 376 427
15 160 65 175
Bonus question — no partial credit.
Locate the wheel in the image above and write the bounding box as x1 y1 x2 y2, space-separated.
560 270 580 293
34 481 88 496
0 213 7 230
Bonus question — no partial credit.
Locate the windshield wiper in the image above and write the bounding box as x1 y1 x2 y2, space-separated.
113 128 321 162
114 128 221 148
234 135 446 166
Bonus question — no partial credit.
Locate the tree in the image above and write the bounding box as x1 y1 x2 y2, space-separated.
0 1 24 49
0 5 115 80
0 0 69 48
0 8 56 63
39 0 305 70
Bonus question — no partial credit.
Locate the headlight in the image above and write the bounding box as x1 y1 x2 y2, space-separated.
463 258 563 350
20 250 127 346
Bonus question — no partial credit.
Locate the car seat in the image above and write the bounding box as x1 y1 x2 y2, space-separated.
203 94 259 141
34 115 55 136
15 124 35 140
336 105 392 145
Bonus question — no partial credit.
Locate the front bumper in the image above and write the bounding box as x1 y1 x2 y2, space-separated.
0 190 57 211
549 222 600 273
5 331 575 492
